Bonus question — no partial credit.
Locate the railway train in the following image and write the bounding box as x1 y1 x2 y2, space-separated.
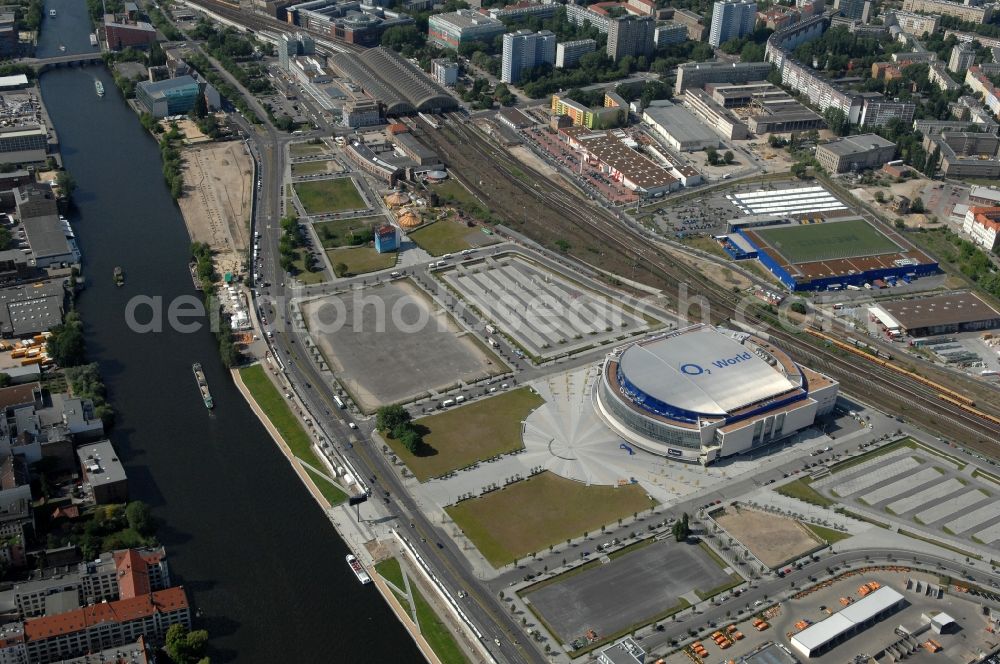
937 394 1000 427
805 328 977 408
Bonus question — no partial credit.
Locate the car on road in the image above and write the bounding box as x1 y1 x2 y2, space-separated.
348 422 358 430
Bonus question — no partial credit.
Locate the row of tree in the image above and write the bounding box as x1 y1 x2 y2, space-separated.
376 405 425 454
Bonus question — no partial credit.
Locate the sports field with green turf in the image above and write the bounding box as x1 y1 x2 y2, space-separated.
752 218 900 264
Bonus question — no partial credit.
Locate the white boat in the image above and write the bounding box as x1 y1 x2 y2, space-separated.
59 44 65 52
49 9 55 17
95 80 104 97
89 33 98 47
346 554 371 585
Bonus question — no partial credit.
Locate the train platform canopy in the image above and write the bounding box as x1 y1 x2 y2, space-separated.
790 586 905 658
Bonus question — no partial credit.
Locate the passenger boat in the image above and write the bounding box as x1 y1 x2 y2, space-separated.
95 80 105 97
346 554 371 585
49 9 55 17
113 266 124 286
192 363 214 409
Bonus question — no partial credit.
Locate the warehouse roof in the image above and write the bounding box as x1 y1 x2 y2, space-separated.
875 292 1000 331
792 587 905 654
642 103 718 146
618 325 796 416
819 133 895 157
22 215 72 261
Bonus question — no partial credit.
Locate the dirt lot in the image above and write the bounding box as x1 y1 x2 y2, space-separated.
178 142 253 278
714 506 821 569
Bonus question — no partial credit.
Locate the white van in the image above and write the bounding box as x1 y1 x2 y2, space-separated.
455 395 466 403
442 253 453 259
441 398 456 408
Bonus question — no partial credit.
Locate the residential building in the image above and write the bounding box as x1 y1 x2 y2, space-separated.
859 98 916 128
901 0 992 23
654 21 687 46
969 184 1000 205
888 10 938 36
607 15 655 61
486 1 557 20
135 76 205 118
965 66 1000 117
673 8 707 40
565 3 611 34
815 134 896 173
963 206 1000 250
945 28 1000 50
427 10 505 49
928 62 961 93
949 43 976 74
551 92 627 129
431 58 459 86
924 131 1000 177
78 441 127 504
673 60 772 95
501 30 556 84
21 587 190 664
708 0 757 48
555 39 596 68
834 0 870 21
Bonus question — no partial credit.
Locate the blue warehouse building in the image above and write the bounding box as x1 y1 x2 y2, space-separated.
374 224 398 253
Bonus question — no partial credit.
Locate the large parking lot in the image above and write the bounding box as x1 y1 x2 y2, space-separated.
811 443 1000 548
301 280 506 412
523 539 732 646
439 254 652 359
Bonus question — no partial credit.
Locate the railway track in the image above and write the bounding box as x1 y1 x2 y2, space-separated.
420 116 1000 450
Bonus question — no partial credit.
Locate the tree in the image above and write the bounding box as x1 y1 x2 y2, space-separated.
874 190 885 203
790 301 807 315
910 197 925 214
125 501 155 536
376 405 410 432
165 624 209 664
0 373 10 388
47 311 86 367
705 146 720 165
790 162 808 179
823 107 850 136
56 170 77 199
192 90 208 119
723 150 735 164
334 262 349 277
672 512 690 541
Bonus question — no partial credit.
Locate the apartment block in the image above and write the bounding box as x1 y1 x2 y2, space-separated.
673 60 772 95
901 0 992 23
501 30 555 84
709 0 757 47
607 15 655 61
555 39 597 68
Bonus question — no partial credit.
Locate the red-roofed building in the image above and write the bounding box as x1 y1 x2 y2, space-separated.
23 587 190 663
963 206 1000 250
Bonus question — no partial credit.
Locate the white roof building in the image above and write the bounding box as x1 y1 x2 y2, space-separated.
791 586 906 658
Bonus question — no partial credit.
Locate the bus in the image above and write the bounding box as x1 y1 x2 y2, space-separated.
333 395 346 409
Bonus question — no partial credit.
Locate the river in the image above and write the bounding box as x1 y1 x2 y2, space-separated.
36 13 420 664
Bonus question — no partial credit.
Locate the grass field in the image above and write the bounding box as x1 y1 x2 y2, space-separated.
775 478 834 507
376 558 468 664
805 523 852 544
239 365 345 506
753 218 900 264
408 220 477 256
327 246 397 276
446 472 655 567
431 179 480 210
289 141 328 156
292 248 326 284
387 388 544 481
315 216 385 249
291 160 338 177
294 178 365 214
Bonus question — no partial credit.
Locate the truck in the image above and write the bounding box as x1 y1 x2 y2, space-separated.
485 324 497 335
488 338 499 348
441 398 455 408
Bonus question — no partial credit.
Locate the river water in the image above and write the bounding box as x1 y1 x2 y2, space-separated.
36 12 419 664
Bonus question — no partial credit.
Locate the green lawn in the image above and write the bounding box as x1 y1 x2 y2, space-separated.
752 217 900 264
292 248 327 284
327 246 397 276
680 235 728 258
289 141 328 156
446 471 656 567
239 365 345 505
775 478 835 507
387 388 544 481
376 558 468 664
431 178 480 209
291 160 338 177
315 216 384 249
408 219 482 256
804 523 852 544
304 468 347 507
294 178 366 214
